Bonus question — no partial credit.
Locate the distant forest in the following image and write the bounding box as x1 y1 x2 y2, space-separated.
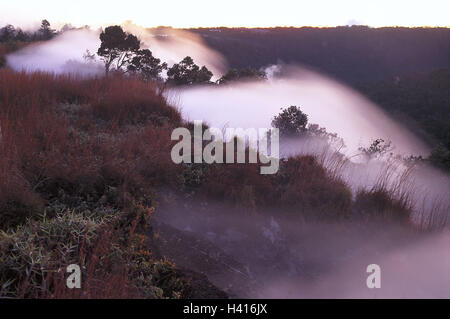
357 69 450 148
190 26 450 84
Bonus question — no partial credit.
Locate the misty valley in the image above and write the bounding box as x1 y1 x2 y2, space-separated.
0 17 449 301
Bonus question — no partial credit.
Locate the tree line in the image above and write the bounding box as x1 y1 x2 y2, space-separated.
0 20 57 42
96 25 268 86
1 22 268 85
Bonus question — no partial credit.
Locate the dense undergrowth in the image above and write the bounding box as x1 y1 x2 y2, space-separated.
0 69 425 298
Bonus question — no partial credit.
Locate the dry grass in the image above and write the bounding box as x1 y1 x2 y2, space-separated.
0 69 183 227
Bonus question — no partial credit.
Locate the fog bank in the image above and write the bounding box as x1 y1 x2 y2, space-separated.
173 65 429 156
6 23 226 78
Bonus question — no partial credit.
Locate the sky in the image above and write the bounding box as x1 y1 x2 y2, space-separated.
0 0 448 29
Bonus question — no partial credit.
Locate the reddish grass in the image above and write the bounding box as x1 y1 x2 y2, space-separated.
0 69 182 226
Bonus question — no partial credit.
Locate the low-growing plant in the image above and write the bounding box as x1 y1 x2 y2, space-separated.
0 203 192 299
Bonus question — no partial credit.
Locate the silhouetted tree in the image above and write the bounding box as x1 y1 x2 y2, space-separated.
358 138 393 160
218 67 266 84
128 49 167 80
272 105 308 136
97 25 140 75
39 19 55 40
167 56 213 85
0 25 16 42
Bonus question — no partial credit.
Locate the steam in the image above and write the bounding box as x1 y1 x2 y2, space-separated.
163 64 448 298
6 22 227 78
6 29 103 75
122 22 227 78
155 198 449 298
260 226 450 298
173 65 429 156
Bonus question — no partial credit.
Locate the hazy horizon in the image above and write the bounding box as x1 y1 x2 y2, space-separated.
1 0 449 30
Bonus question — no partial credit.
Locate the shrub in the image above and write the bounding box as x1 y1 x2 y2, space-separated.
217 67 267 84
353 188 412 223
197 154 352 218
200 162 273 211
271 105 308 136
274 156 352 218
